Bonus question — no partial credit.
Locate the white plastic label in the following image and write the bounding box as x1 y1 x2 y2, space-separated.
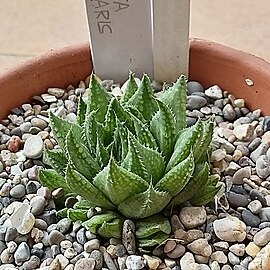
152 0 190 82
84 0 153 82
84 0 190 83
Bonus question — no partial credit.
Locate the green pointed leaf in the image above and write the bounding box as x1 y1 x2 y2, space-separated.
136 215 171 238
96 138 110 167
66 128 100 179
104 99 117 144
121 133 149 180
65 165 115 209
39 169 71 194
125 105 147 124
159 75 187 133
127 74 158 121
111 98 135 133
87 74 111 122
138 232 169 247
84 111 105 153
190 181 221 206
129 135 165 184
155 151 194 196
150 100 176 161
49 112 74 148
118 183 171 219
67 209 88 222
166 119 203 172
194 117 214 162
57 208 68 218
120 72 138 104
44 148 67 176
93 157 148 206
169 162 210 207
74 199 96 209
97 217 123 239
76 96 87 126
131 114 157 149
82 211 121 238
197 148 212 164
114 120 129 161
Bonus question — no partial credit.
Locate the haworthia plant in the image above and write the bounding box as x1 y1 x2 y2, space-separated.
39 73 220 247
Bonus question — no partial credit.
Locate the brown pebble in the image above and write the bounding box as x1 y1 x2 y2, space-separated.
185 229 204 243
49 258 62 270
166 244 186 259
7 135 22 152
164 240 177 253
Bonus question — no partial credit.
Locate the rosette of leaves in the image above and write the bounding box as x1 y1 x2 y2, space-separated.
39 73 220 247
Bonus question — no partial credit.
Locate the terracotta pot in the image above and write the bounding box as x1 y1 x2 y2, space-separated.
1 38 270 120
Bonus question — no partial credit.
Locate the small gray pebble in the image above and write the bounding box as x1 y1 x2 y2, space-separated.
122 220 136 255
22 255 40 270
251 142 269 162
187 96 207 110
10 184 25 198
37 211 57 225
227 192 250 208
90 250 103 270
5 227 18 242
263 116 270 132
74 258 95 270
126 255 146 270
30 196 46 215
51 244 60 257
187 81 204 95
223 104 236 121
249 189 267 206
57 218 72 234
84 239 100 253
26 181 39 194
76 228 87 245
241 209 260 227
187 117 197 126
14 242 30 264
228 252 240 265
103 251 118 270
256 155 270 178
48 230 65 246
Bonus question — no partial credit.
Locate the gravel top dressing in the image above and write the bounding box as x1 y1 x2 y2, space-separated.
1 75 270 270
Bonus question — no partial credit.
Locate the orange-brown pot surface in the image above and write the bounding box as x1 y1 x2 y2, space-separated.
1 39 270 119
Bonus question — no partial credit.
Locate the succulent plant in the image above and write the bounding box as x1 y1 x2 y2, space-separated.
39 73 220 247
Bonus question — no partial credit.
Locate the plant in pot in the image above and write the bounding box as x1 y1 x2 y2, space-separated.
38 72 220 249
1 40 270 270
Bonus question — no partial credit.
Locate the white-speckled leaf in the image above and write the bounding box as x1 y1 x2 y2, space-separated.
76 96 87 126
93 157 148 206
49 112 74 148
39 169 71 194
86 74 111 123
159 75 187 133
127 74 158 121
66 128 100 180
155 151 194 196
166 119 203 172
65 165 115 209
44 148 67 176
150 100 176 161
170 162 210 207
120 72 138 104
118 183 171 219
121 133 149 180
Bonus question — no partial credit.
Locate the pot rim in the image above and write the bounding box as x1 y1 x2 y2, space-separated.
1 38 270 119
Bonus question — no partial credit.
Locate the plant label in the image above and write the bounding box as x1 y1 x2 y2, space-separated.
84 0 153 82
152 0 190 82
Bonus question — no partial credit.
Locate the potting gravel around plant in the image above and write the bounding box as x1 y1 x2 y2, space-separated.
1 75 270 270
